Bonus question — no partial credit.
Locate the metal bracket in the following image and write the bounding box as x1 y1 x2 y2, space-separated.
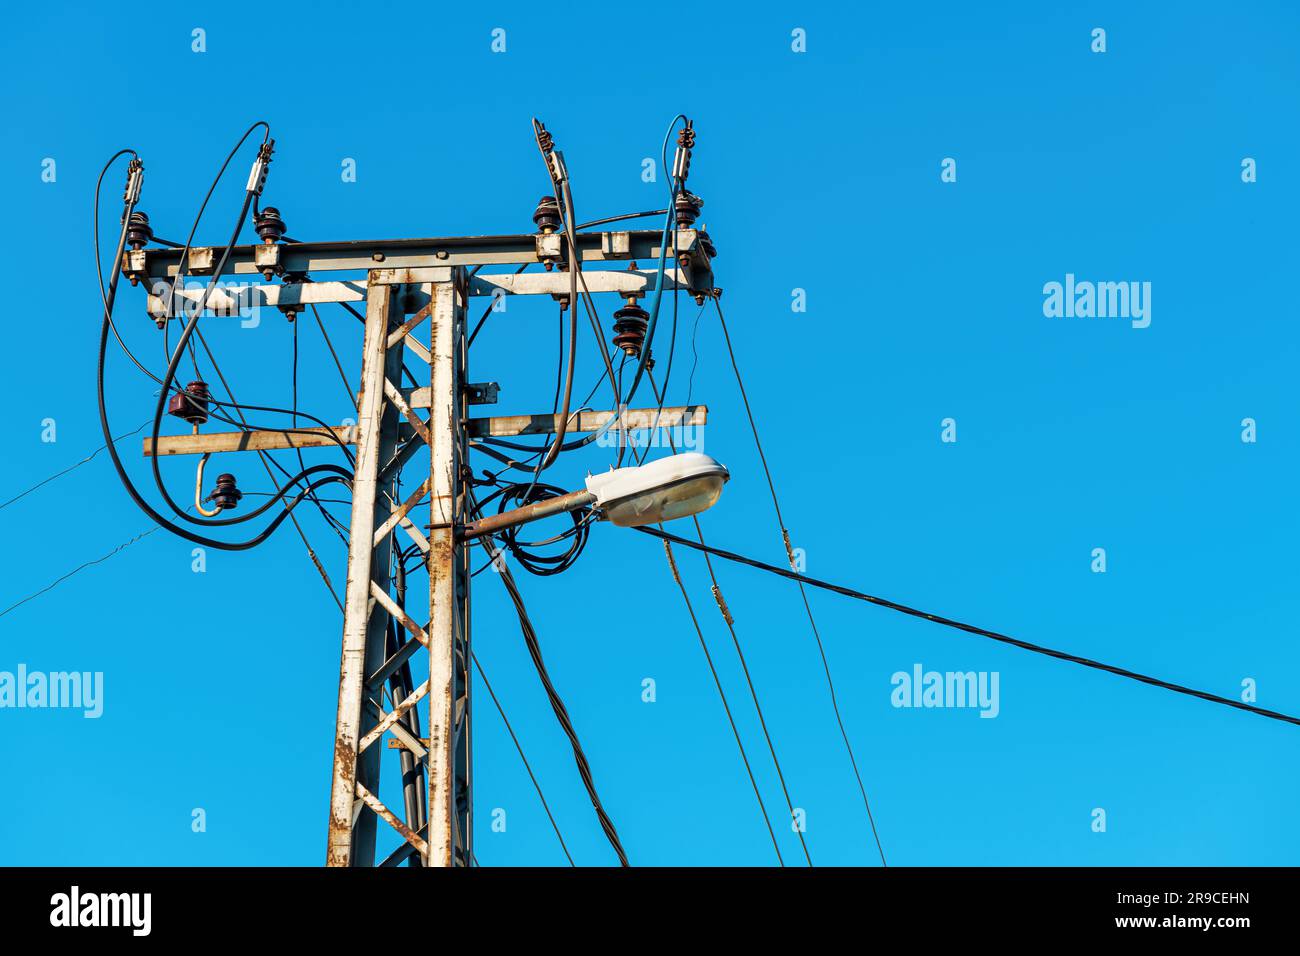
465 382 499 406
187 247 218 275
534 233 563 263
253 243 281 278
601 231 632 258
124 249 149 286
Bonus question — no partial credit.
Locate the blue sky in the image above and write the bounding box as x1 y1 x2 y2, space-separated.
1 1 1298 866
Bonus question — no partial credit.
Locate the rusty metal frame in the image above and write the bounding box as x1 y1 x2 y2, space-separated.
126 217 721 869
145 267 698 323
126 228 713 292
326 279 407 866
421 275 471 866
325 269 472 868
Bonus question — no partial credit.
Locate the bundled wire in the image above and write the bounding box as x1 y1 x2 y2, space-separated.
470 481 592 577
493 554 629 865
95 138 352 550
471 652 576 865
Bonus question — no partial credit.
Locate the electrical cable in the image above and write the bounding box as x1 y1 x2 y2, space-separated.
644 369 814 865
308 303 357 409
491 551 630 864
471 651 576 865
175 317 356 600
471 481 591 576
95 151 171 386
134 128 355 556
147 140 323 526
657 535 785 865
95 136 355 472
93 257 357 457
291 318 351 545
134 126 355 462
0 420 149 513
575 209 669 231
528 119 630 467
529 119 579 476
636 527 1300 729
95 144 353 552
464 367 611 577
711 293 888 864
684 301 706 407
622 114 688 408
634 263 680 465
511 298 569 511
156 123 271 376
0 526 161 621
466 264 529 348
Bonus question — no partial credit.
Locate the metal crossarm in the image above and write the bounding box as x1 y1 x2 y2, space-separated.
132 226 716 867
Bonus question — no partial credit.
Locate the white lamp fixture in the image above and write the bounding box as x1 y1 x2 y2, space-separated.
584 452 730 528
459 452 730 541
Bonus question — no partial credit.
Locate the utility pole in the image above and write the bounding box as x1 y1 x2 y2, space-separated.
131 229 715 866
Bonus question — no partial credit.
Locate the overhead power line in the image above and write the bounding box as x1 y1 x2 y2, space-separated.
658 535 786 865
635 526 1300 728
0 421 149 513
712 294 888 867
471 651 576 866
644 370 812 865
493 550 630 865
0 526 161 621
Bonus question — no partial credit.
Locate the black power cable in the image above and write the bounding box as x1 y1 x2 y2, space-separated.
574 209 669 231
471 651 576 866
529 119 578 477
622 114 688 408
127 128 355 541
494 557 630 865
95 146 352 551
635 527 1300 729
471 482 591 577
711 294 888 865
657 536 785 865
642 369 814 866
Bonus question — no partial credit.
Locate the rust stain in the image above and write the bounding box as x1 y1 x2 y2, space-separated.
333 736 356 780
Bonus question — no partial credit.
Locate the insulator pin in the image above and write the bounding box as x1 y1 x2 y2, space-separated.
532 195 561 233
211 473 242 511
612 301 649 357
167 380 210 426
254 206 286 243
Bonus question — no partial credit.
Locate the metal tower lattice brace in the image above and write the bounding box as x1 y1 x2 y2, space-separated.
326 269 470 867
133 229 715 867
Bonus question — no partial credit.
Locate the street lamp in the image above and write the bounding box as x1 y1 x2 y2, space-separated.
460 452 730 541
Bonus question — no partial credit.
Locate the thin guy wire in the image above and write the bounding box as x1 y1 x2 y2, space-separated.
712 294 888 865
